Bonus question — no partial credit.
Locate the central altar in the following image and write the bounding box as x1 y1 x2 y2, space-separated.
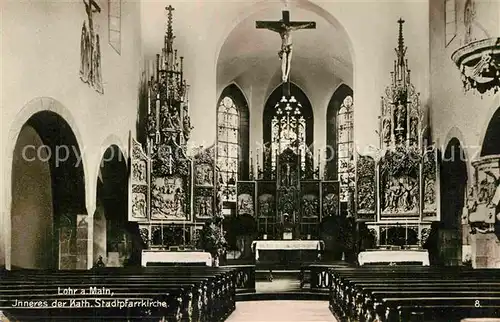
252 240 324 262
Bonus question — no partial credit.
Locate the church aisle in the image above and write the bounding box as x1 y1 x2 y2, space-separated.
225 300 337 322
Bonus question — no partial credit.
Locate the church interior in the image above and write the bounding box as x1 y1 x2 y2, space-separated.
1 0 500 321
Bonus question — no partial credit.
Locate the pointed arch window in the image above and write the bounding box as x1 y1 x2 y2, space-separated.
263 83 314 173
271 96 307 170
337 95 354 202
326 85 354 206
216 85 249 204
217 96 239 202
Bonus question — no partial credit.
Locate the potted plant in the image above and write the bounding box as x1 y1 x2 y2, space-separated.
196 213 227 266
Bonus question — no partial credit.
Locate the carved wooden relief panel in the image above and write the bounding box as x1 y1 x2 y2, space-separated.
237 181 255 217
321 181 340 217
356 154 376 215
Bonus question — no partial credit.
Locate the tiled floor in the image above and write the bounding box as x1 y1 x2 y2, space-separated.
225 300 338 322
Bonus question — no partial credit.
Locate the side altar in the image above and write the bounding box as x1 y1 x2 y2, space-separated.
355 19 439 258
128 6 210 258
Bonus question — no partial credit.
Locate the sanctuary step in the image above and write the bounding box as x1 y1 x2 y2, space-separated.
226 300 337 322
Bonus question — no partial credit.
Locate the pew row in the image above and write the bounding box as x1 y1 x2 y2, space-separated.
0 265 254 321
325 265 500 322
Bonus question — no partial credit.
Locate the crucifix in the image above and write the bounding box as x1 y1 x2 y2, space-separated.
83 0 101 37
256 11 316 93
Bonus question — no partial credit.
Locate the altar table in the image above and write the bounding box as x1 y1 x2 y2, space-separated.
251 240 324 261
358 249 430 266
141 250 212 266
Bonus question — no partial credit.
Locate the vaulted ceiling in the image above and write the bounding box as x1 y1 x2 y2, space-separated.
217 4 353 98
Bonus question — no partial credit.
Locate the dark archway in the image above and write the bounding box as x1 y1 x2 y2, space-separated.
223 214 256 261
263 83 313 164
481 107 500 156
325 84 353 180
439 138 467 266
11 111 86 269
94 145 139 267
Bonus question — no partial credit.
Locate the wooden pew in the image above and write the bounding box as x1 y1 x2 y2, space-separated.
325 265 500 322
0 266 238 322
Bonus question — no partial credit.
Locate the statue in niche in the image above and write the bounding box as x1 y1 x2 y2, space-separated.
147 114 156 137
410 117 418 142
395 101 407 131
174 187 185 215
204 167 213 185
204 197 212 216
183 114 193 140
196 167 204 185
216 187 224 216
171 108 181 129
162 108 174 129
382 118 391 143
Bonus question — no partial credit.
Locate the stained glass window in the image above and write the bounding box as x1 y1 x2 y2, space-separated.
445 0 456 47
108 0 121 54
217 96 239 202
271 96 307 170
337 95 355 202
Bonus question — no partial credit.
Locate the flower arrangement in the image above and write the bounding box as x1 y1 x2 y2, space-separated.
196 213 227 259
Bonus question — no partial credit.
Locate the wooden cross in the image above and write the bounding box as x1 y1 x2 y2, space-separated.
256 10 316 31
256 11 316 95
165 4 175 13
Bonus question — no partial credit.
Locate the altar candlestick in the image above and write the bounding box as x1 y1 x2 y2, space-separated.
405 219 408 247
385 222 388 247
318 148 321 173
156 96 160 134
156 54 160 82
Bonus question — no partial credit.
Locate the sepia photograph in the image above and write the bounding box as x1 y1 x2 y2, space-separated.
0 0 500 321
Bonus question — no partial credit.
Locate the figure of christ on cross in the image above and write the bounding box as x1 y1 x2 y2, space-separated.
256 11 316 84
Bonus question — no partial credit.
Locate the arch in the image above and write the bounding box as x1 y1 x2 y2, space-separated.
216 81 250 109
443 126 473 182
214 0 356 73
4 98 90 257
95 144 137 267
439 137 467 266
325 83 353 180
8 106 86 269
480 105 500 156
216 83 250 182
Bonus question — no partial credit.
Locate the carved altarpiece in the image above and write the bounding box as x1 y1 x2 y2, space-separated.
360 19 440 248
193 146 215 220
129 6 196 249
237 181 256 217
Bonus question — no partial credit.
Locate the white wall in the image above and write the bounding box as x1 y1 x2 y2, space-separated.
11 125 54 269
1 0 144 267
429 0 500 174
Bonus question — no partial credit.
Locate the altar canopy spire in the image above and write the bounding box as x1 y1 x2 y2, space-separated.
256 10 316 88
